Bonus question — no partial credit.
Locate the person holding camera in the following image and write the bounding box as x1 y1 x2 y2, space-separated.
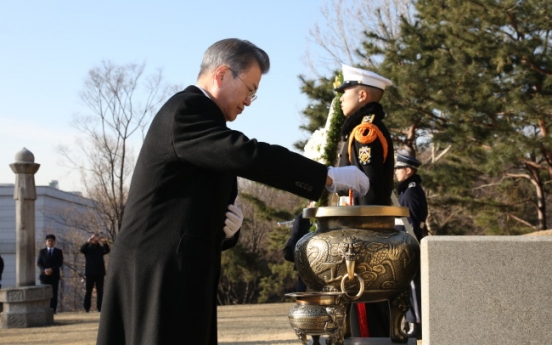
80 233 110 312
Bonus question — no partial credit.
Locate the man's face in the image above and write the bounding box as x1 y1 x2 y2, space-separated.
339 86 363 116
394 167 411 182
46 238 55 248
217 64 261 122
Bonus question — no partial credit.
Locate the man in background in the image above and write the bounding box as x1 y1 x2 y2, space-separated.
395 151 428 339
283 202 315 292
395 152 428 241
80 233 110 313
0 254 4 289
37 234 63 313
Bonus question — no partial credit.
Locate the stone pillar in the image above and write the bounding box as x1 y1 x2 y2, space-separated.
0 148 53 328
9 147 40 287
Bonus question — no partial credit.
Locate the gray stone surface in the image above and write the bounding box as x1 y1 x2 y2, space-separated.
10 148 40 288
421 236 552 344
0 285 54 328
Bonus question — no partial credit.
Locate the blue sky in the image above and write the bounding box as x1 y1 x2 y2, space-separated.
0 1 336 192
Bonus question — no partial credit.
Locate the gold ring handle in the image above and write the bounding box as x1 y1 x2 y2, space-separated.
340 273 365 300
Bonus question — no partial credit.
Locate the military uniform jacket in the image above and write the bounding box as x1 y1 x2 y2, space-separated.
338 102 394 205
397 174 428 241
96 86 328 345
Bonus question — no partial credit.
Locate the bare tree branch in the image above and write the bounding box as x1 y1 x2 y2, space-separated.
58 61 180 241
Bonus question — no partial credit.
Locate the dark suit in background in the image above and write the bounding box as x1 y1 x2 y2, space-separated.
283 213 311 292
0 254 4 289
37 247 64 312
80 239 110 312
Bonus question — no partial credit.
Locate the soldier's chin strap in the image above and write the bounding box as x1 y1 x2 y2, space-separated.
348 115 388 164
391 191 419 244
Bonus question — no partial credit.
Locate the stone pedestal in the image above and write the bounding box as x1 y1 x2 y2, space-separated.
421 236 552 344
0 285 54 328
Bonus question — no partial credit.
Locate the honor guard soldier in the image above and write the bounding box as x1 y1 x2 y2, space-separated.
334 64 395 338
335 64 395 206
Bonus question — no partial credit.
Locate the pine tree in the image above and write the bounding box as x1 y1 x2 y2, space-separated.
376 0 552 231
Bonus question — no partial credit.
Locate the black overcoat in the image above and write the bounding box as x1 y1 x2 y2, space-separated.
96 86 327 345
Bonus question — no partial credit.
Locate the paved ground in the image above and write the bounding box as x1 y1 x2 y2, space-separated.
0 303 420 344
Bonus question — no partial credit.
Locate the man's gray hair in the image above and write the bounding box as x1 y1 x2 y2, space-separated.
198 38 270 78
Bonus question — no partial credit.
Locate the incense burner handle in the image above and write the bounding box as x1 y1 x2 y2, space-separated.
340 272 364 300
338 236 365 300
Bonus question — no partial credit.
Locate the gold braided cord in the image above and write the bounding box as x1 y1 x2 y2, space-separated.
348 122 388 164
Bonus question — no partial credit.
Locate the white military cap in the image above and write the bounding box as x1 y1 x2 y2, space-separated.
334 64 393 92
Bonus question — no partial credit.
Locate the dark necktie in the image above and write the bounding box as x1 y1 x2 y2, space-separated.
48 248 52 256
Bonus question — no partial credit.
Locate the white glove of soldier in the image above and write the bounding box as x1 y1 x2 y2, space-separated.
223 203 244 238
326 166 370 196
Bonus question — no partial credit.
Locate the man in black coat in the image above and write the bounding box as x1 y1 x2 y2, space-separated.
96 38 370 345
395 151 428 339
37 234 64 313
80 233 110 312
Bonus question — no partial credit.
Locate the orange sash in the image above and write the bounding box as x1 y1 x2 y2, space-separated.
347 116 388 164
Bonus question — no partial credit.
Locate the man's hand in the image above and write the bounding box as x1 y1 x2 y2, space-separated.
223 203 243 238
326 166 370 196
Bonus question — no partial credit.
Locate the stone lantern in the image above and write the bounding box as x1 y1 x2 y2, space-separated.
0 148 54 328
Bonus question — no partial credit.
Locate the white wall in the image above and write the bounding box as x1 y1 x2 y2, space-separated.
0 184 93 288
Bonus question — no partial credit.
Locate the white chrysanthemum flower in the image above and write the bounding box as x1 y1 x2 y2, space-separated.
303 128 328 164
302 99 339 165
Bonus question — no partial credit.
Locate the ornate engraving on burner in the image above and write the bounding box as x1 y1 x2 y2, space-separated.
298 228 417 295
305 237 344 285
389 288 412 342
292 206 420 343
338 236 364 262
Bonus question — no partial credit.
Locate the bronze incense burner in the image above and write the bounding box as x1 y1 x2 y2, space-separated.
288 206 419 343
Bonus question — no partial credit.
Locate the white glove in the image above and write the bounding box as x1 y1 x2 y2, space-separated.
223 203 244 238
326 166 370 196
